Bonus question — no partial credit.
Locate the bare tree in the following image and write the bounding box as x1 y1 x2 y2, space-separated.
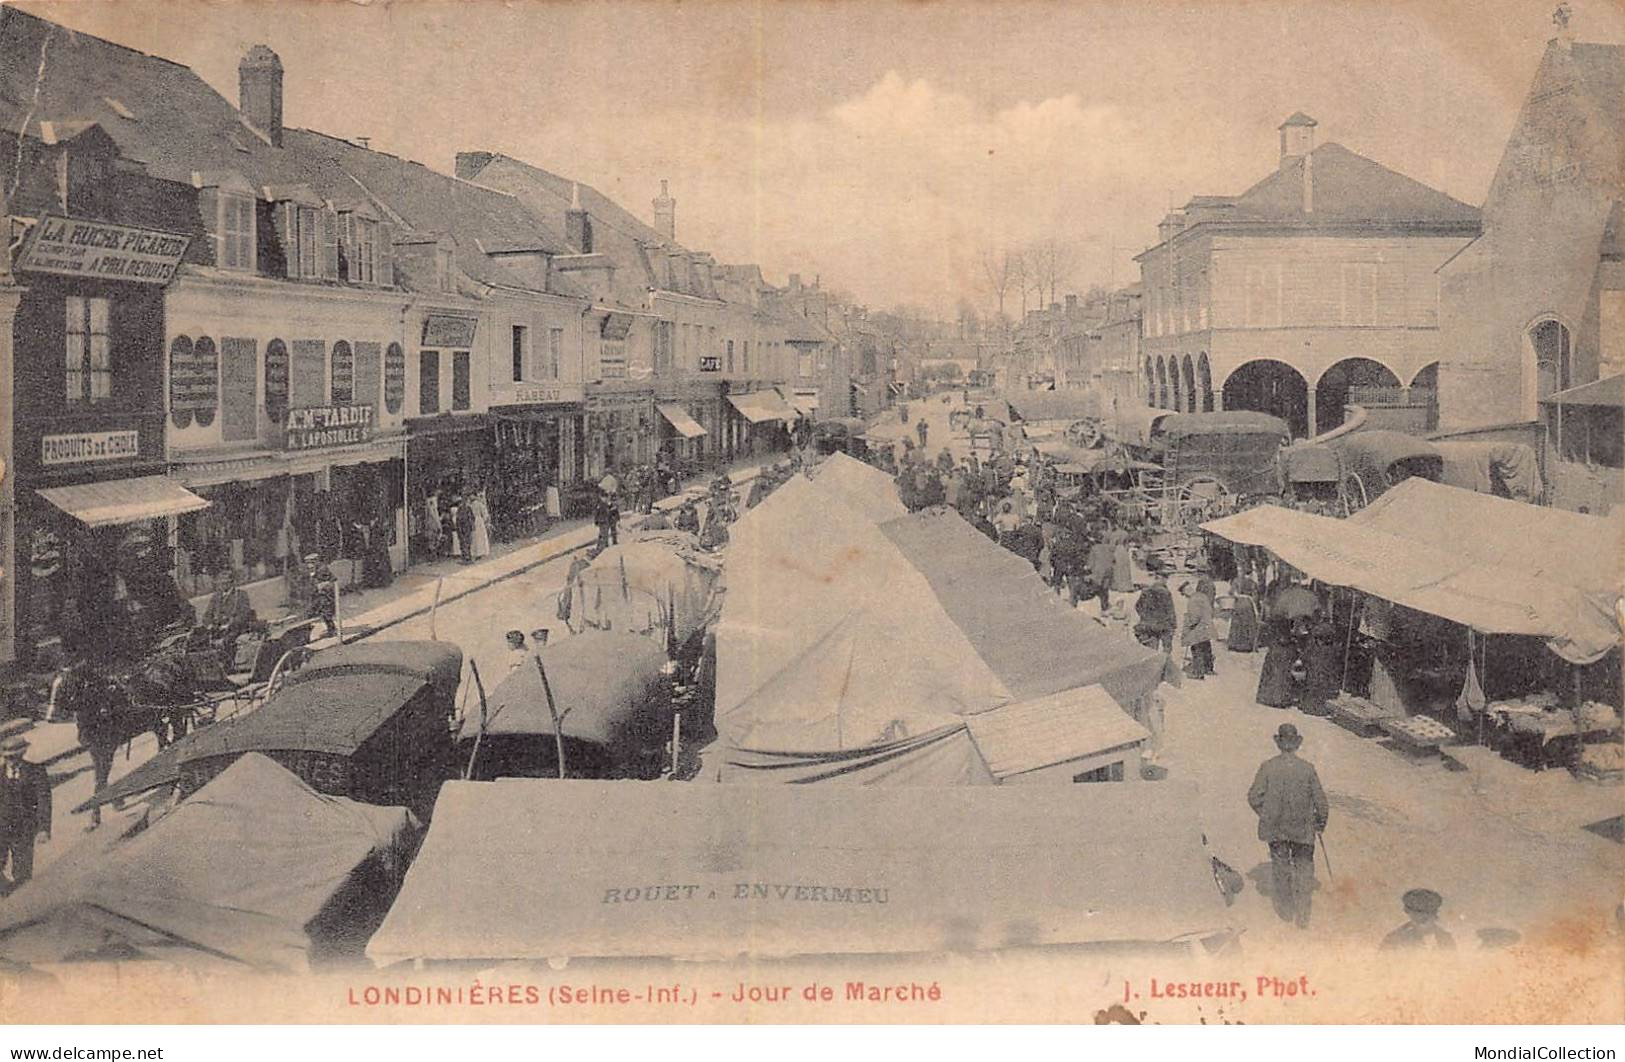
979 248 1015 320
1011 251 1031 317
1027 237 1081 309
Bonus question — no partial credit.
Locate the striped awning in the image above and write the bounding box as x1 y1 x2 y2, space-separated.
657 403 707 439
38 475 209 528
727 391 794 424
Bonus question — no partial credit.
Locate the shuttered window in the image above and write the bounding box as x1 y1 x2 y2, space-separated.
65 296 112 405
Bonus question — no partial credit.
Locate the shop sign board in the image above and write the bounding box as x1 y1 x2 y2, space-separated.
513 383 584 405
285 405 375 451
421 314 478 348
41 430 140 466
699 356 721 372
18 215 189 285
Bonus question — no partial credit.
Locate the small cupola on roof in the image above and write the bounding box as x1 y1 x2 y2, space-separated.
239 44 284 147
653 179 675 242
1278 111 1317 167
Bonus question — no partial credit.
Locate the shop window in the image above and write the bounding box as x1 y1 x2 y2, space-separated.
331 340 354 404
384 342 405 414
512 325 528 382
265 339 290 424
452 351 471 410
65 296 112 405
220 193 256 272
548 327 563 380
419 350 440 414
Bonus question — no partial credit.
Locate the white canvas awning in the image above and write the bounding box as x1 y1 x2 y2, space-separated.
656 403 707 438
38 475 209 528
727 390 794 424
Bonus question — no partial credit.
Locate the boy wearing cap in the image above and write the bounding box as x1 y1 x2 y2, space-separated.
1247 723 1330 929
1381 889 1456 951
0 733 51 892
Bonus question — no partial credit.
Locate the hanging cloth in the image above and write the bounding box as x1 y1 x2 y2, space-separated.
1456 629 1487 722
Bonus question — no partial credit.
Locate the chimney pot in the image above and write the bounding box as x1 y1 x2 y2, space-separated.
653 179 676 242
239 45 284 148
1278 111 1317 168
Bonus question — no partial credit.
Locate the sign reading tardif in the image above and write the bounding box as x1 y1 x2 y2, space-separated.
285 405 375 450
19 215 189 284
421 314 478 349
42 431 140 466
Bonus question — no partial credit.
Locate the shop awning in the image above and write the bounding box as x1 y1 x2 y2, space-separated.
37 475 209 528
780 388 819 416
727 390 794 424
656 403 707 439
1540 374 1624 408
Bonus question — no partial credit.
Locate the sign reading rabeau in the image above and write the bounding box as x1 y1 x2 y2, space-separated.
285 405 375 451
18 215 189 285
41 431 140 466
514 384 581 405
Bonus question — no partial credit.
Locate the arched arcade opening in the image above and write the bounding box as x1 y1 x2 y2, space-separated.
1315 357 1400 434
1221 359 1309 438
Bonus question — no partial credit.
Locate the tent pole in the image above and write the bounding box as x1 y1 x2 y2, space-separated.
1340 588 1358 694
429 576 444 639
534 653 567 780
463 660 491 781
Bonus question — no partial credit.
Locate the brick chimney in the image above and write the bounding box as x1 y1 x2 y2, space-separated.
239 45 284 147
652 179 675 242
565 182 592 253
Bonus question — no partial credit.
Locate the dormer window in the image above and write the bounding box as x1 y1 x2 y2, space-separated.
266 184 336 281
337 202 387 286
220 192 255 271
353 217 377 284
194 171 258 273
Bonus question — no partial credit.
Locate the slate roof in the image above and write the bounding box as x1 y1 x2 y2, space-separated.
284 129 582 296
457 152 721 302
1228 142 1481 229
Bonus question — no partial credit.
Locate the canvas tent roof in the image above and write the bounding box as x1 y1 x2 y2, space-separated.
1001 390 1102 423
1 755 415 972
806 451 908 523
716 476 1162 783
965 685 1150 780
562 534 721 643
1203 484 1623 662
457 631 667 746
1541 373 1625 407
365 779 1227 966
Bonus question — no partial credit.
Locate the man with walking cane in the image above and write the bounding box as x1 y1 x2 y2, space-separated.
1247 723 1330 929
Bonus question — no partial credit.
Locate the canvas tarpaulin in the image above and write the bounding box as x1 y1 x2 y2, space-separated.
364 779 1228 966
805 451 907 523
562 531 721 643
1001 389 1102 423
716 475 1160 783
1 754 416 971
1431 440 1543 502
1349 478 1622 663
1202 493 1623 663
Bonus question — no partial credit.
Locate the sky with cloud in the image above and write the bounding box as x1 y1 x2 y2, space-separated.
22 0 1625 315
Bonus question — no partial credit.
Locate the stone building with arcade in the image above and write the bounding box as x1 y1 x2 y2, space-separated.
1136 112 1481 438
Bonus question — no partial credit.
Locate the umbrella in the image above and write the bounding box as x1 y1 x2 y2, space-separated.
1272 584 1320 620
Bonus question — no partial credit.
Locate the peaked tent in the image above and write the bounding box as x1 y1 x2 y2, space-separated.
806 451 908 523
366 779 1229 966
0 754 416 972
716 476 1163 783
561 531 721 643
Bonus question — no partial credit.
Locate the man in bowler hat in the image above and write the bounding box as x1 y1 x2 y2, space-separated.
1247 723 1329 928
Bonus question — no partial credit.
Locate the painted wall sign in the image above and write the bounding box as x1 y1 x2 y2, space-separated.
284 405 375 451
18 215 189 284
41 430 140 466
514 384 580 404
699 355 721 372
421 314 478 348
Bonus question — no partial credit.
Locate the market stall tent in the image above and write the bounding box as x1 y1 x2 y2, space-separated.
560 530 721 644
0 754 416 972
716 475 1162 783
364 779 1229 966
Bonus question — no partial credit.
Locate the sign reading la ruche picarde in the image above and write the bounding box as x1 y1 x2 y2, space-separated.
42 431 141 466
285 405 375 451
17 215 190 284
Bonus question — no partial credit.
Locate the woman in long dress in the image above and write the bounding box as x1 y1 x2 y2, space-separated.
469 491 493 560
1111 530 1134 593
1227 572 1262 652
1255 591 1300 708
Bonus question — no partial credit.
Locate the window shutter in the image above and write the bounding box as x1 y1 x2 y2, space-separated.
321 208 340 280
197 187 222 268
338 211 354 282
273 202 296 278
376 221 394 287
